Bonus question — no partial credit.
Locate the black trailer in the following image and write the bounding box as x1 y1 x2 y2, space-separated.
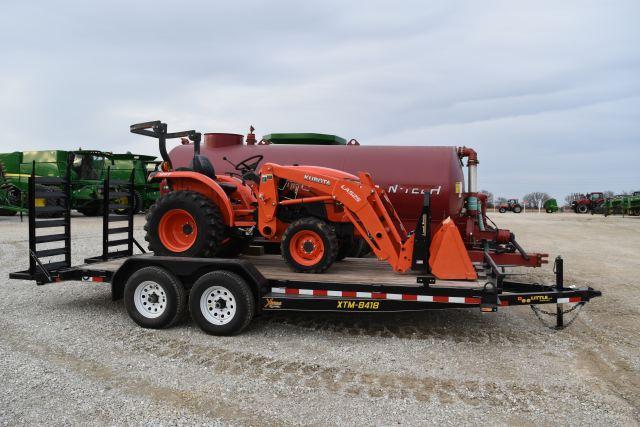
9 173 601 335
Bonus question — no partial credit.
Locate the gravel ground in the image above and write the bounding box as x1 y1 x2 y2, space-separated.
0 213 638 425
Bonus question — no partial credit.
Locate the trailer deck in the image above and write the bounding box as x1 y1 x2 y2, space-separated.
79 254 487 289
8 172 602 334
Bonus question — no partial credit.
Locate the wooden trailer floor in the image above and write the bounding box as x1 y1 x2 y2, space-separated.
82 254 487 289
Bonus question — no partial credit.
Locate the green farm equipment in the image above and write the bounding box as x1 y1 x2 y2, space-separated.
0 150 116 216
0 151 70 216
108 153 160 213
544 198 559 213
604 192 640 216
0 161 24 215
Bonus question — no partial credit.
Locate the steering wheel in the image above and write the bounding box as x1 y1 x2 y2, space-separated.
235 155 264 173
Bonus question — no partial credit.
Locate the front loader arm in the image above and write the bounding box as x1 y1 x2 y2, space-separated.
256 163 414 272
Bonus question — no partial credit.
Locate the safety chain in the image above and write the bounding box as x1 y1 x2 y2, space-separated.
530 302 586 330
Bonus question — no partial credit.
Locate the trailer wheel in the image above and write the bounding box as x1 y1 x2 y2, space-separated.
281 217 339 273
123 266 186 329
189 271 255 336
145 190 225 257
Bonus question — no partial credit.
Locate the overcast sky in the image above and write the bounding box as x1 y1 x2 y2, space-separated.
1 0 638 200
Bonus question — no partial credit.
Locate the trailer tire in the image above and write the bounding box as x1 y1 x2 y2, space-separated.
281 217 339 273
124 266 186 329
189 271 254 336
145 191 225 257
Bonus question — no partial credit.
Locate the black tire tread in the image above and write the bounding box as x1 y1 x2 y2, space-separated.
123 266 187 329
189 270 255 336
281 217 339 273
144 190 226 257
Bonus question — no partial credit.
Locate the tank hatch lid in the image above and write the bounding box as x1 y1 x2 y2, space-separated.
262 133 347 145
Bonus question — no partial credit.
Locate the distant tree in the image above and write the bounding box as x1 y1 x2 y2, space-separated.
564 193 583 206
603 191 615 199
495 197 507 206
523 192 551 208
479 189 494 207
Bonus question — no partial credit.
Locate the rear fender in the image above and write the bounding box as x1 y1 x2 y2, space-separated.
153 171 234 226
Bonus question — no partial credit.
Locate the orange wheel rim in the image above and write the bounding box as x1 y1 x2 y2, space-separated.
289 230 325 266
158 209 198 252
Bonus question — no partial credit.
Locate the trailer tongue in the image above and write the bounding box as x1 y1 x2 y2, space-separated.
9 168 601 335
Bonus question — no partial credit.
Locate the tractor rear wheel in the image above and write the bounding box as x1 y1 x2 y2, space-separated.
145 191 225 257
281 217 339 273
513 205 522 213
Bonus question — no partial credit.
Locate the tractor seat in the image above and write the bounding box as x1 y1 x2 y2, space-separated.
190 155 217 180
185 155 237 194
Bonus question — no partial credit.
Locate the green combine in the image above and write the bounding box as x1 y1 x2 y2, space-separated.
108 153 160 213
0 150 113 216
0 160 24 215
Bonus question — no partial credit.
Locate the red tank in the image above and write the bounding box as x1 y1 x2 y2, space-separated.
168 133 466 230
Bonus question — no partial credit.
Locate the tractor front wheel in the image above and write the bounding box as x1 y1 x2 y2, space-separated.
281 217 339 273
577 204 589 214
145 191 225 257
498 207 507 213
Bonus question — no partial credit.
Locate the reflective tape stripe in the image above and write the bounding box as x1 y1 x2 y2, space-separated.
269 288 479 304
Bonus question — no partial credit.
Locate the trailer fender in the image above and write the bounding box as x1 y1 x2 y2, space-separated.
153 171 235 226
111 256 267 310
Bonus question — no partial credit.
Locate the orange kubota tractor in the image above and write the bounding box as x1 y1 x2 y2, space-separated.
131 121 477 280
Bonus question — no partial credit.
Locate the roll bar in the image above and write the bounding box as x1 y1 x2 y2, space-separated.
130 121 201 169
